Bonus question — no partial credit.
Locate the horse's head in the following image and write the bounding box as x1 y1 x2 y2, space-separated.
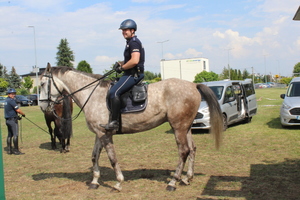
39 63 64 112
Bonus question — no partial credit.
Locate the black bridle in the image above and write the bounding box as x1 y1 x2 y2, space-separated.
40 68 115 120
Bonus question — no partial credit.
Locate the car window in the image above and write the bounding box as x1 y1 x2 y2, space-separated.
244 83 255 97
287 82 300 97
224 86 235 103
209 86 223 100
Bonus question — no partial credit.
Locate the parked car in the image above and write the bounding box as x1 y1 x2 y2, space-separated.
26 94 39 106
255 83 263 89
280 77 300 127
15 95 33 106
192 79 257 131
0 96 6 108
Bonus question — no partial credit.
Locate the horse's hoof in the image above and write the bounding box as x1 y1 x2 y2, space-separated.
166 185 176 191
88 184 99 190
180 178 190 185
110 187 121 193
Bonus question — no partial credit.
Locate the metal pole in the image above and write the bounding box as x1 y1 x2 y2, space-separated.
263 55 267 83
0 120 6 199
28 26 39 105
225 48 233 80
157 40 169 80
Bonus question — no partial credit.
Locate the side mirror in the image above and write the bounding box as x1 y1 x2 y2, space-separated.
280 94 285 99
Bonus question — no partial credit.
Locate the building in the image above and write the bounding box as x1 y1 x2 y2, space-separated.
21 68 45 93
160 57 209 82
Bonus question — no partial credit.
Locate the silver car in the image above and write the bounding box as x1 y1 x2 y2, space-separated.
280 77 300 127
0 96 6 108
192 79 257 131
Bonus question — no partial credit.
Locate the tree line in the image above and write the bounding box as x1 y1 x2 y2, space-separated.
3 38 300 94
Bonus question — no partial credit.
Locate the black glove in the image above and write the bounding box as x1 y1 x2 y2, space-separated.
113 62 123 74
22 114 25 117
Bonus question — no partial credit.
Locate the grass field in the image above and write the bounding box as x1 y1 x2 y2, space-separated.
1 87 300 200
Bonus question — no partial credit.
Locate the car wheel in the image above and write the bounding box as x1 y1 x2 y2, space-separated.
222 114 228 131
281 124 287 128
244 116 252 123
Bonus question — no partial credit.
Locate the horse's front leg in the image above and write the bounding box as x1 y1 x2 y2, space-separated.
102 133 124 192
89 135 103 189
65 137 70 152
47 123 56 150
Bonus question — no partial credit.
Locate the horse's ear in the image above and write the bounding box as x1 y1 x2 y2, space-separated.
46 63 51 72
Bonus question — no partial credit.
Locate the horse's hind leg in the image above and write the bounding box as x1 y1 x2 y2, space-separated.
89 136 103 189
181 129 196 185
167 128 190 191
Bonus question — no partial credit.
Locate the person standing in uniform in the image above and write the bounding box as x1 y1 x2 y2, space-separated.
100 19 145 131
5 88 26 155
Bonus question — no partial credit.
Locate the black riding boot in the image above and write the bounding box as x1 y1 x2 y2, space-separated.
6 137 13 155
13 136 24 155
100 97 121 131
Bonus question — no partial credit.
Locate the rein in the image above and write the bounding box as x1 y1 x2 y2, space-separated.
43 68 115 121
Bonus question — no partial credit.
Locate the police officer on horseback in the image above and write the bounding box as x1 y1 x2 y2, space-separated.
100 19 145 131
5 88 26 155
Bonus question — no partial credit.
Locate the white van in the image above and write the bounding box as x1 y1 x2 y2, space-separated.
192 79 257 131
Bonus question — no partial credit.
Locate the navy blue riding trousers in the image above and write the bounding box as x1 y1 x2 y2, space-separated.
109 74 144 99
6 118 19 138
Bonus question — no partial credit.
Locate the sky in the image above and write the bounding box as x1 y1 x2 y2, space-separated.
0 0 300 77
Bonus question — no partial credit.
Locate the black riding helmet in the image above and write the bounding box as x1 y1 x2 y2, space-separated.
119 19 137 31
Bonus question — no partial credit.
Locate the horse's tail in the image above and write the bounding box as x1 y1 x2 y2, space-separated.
196 83 223 149
61 95 73 140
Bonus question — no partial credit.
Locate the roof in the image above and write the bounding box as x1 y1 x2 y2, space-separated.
293 6 300 20
21 68 45 77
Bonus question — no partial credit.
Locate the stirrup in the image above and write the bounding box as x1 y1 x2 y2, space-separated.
100 121 119 131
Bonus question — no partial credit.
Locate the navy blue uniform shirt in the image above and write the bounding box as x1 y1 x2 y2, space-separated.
4 97 19 119
124 35 145 74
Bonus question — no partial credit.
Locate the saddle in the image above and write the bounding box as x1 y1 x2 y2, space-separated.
107 81 148 113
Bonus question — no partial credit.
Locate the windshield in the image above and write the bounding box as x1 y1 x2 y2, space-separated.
286 82 300 97
0 97 5 100
201 86 223 101
16 96 28 100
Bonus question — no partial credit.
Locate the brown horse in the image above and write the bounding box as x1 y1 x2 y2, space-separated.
41 91 73 153
39 63 223 191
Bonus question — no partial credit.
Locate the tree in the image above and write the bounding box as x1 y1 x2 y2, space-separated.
23 76 33 91
8 67 22 89
0 78 9 93
293 62 300 76
56 38 75 67
0 63 3 78
144 71 160 81
77 60 93 73
193 71 218 83
242 69 250 79
279 77 293 86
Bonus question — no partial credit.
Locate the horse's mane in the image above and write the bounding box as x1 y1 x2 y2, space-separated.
51 66 111 87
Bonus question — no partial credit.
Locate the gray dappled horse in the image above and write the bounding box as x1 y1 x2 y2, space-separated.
39 63 223 191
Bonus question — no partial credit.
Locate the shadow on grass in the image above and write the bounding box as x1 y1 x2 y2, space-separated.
267 117 300 129
200 158 300 199
32 167 204 189
39 142 69 152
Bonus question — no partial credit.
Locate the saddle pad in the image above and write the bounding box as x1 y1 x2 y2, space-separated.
121 97 147 113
